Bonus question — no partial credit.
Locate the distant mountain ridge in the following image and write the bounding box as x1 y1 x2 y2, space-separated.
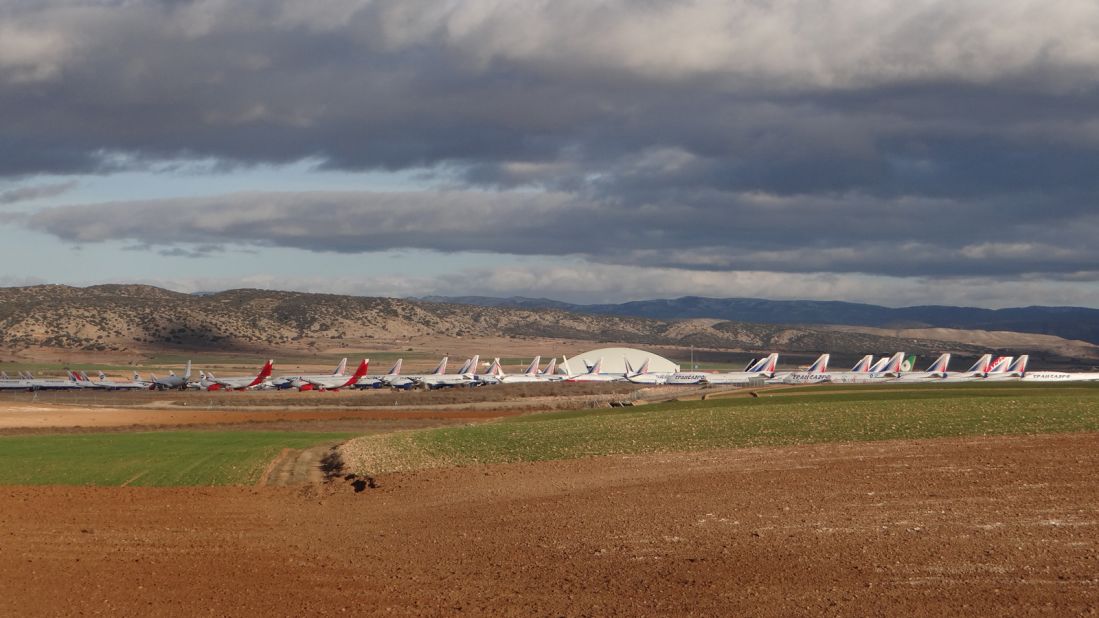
0 284 1073 360
0 285 1095 365
420 295 1099 344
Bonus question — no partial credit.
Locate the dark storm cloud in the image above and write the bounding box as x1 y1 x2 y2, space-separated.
27 189 1099 279
8 1 1099 280
5 1 1099 186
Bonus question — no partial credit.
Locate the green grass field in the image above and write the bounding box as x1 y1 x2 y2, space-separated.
5 384 1099 485
0 431 353 486
343 384 1099 473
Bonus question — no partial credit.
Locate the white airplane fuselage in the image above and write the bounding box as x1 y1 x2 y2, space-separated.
702 372 770 385
205 361 274 391
95 378 150 390
774 373 830 384
418 374 475 388
1021 372 1099 382
983 372 1023 381
663 373 708 385
938 372 992 383
28 378 83 390
892 372 948 383
152 375 189 389
381 374 433 388
499 374 555 384
0 378 37 390
566 373 625 383
625 373 669 385
208 378 270 390
826 371 896 384
291 361 370 390
277 358 349 388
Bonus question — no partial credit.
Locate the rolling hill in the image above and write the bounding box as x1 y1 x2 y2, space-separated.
0 285 1095 364
422 295 1099 345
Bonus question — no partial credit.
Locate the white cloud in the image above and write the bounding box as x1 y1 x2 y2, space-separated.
365 0 1099 89
0 23 69 82
0 181 77 205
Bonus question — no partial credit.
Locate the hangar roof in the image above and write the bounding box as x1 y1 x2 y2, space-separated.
565 347 680 375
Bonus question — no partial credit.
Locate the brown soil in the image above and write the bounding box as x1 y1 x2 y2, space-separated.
0 384 651 434
1 433 1096 615
0 381 641 408
259 442 343 486
0 404 523 434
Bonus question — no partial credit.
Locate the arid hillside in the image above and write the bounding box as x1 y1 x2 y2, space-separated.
0 285 1095 361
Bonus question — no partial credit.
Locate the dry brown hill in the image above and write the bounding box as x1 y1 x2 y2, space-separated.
0 285 1095 361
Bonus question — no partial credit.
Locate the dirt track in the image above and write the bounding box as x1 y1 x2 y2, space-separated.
1 432 1096 615
259 442 342 486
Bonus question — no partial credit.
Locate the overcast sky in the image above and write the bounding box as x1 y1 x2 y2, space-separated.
3 0 1099 307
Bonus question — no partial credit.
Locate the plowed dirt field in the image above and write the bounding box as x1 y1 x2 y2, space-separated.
1 432 1096 615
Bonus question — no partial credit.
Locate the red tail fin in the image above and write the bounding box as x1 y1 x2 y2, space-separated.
247 360 274 387
340 359 370 387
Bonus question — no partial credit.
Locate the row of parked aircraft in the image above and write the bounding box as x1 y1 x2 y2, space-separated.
1 352 1097 392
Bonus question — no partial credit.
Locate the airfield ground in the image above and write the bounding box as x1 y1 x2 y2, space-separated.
0 383 1096 614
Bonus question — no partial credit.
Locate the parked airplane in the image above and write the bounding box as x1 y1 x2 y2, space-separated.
663 372 707 385
149 361 193 390
355 359 403 389
1021 364 1099 381
659 356 738 385
834 352 908 384
292 359 370 391
624 358 667 384
92 370 152 390
985 355 1028 381
774 354 831 384
202 360 275 391
939 354 993 382
58 371 100 389
382 357 447 389
419 356 479 388
892 354 952 382
539 358 564 380
272 358 348 390
473 358 505 385
834 354 874 375
499 356 561 384
22 372 83 390
0 374 36 390
824 354 888 384
65 369 147 389
563 357 624 382
983 356 1014 379
703 353 781 385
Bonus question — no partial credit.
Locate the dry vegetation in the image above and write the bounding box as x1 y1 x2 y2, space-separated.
339 384 1099 475
4 285 1088 364
0 381 647 412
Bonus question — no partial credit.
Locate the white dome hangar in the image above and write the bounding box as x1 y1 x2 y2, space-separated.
566 348 680 375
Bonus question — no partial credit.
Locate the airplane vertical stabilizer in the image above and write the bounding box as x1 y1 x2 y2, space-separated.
807 354 829 374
